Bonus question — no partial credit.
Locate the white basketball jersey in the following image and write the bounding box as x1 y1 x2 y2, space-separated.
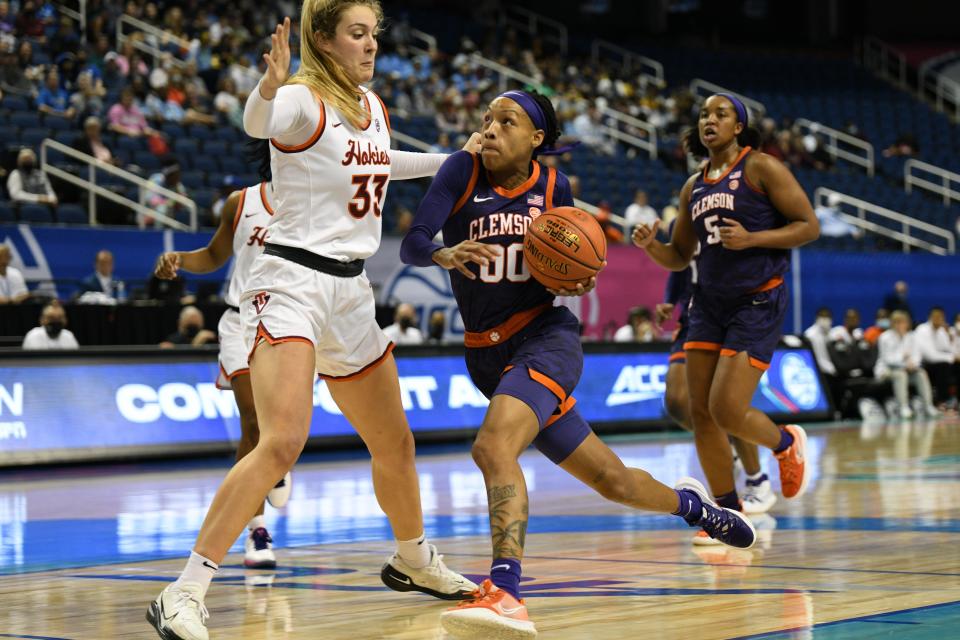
267 87 392 261
226 182 274 307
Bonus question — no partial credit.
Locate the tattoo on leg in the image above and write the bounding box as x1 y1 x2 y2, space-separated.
487 484 528 558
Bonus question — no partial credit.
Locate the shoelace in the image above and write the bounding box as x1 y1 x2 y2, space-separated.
699 506 738 538
251 527 272 551
175 589 210 623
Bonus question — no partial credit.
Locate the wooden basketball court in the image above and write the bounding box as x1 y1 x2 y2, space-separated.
2 418 959 639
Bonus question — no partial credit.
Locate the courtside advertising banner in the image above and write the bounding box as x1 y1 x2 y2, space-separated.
0 348 829 465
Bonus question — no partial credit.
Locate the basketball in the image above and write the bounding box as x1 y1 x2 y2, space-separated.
524 206 607 290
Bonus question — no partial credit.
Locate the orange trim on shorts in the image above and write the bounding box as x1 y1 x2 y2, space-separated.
683 341 723 352
247 321 314 364
545 395 577 427
668 351 686 362
371 91 391 133
719 348 771 371
749 276 784 293
464 303 552 348
271 94 326 153
215 362 250 390
544 166 557 210
320 342 395 382
231 187 247 233
451 153 481 216
259 182 275 215
527 367 567 404
702 146 751 184
489 161 541 199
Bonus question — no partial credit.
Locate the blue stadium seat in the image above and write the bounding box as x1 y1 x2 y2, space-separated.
43 116 74 131
203 140 229 156
9 111 40 128
0 201 15 222
19 127 51 148
56 203 87 224
187 125 215 140
116 136 147 152
181 171 206 190
173 137 199 155
132 152 162 173
18 203 54 224
0 125 18 144
2 96 30 111
218 157 246 175
191 156 218 173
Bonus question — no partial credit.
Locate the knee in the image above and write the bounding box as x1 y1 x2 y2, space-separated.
708 396 743 431
664 390 691 430
258 432 305 469
591 465 637 505
471 435 513 475
369 428 416 469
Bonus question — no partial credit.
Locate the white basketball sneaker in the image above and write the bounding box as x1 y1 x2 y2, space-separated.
267 472 292 508
381 544 478 600
741 475 777 514
244 527 277 569
146 582 209 640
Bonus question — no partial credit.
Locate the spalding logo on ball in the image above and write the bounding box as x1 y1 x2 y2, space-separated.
523 206 607 290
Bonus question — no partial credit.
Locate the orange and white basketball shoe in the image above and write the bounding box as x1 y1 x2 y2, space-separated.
775 424 810 499
440 579 537 639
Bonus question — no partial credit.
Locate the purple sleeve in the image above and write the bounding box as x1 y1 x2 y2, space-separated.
554 172 574 207
400 151 475 267
664 270 685 304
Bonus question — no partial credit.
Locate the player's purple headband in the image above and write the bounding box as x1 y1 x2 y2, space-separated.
497 90 578 157
714 93 749 128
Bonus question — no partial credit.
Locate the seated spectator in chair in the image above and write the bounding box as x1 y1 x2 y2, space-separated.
37 67 76 119
623 189 658 238
883 280 912 316
76 249 117 297
829 308 863 344
69 69 105 121
107 86 160 138
6 148 57 208
804 307 842 405
0 244 29 304
159 305 216 348
875 311 939 419
814 193 862 238
595 201 624 244
75 116 117 165
864 308 890 345
915 307 958 411
614 306 654 343
143 161 189 228
382 303 424 345
22 302 79 350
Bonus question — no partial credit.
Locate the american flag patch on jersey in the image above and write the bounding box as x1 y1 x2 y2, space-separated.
527 193 544 206
729 170 742 179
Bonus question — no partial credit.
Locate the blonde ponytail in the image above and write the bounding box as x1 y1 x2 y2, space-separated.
289 0 383 130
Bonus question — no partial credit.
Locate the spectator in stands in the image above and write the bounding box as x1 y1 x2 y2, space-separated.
22 302 79 350
7 148 57 208
864 308 890 345
430 132 456 154
0 1 14 33
15 1 46 42
614 306 654 343
77 249 117 298
1 39 43 97
107 86 161 138
213 76 243 128
69 70 106 121
144 160 189 228
594 200 623 243
74 116 117 165
108 37 149 79
211 175 242 223
815 192 862 238
875 310 938 419
382 303 424 345
805 307 842 405
36 67 76 119
0 244 28 304
425 310 446 344
571 104 612 155
882 132 919 158
622 189 658 238
830 308 863 344
393 206 414 235
159 305 216 348
883 280 912 316
914 307 958 410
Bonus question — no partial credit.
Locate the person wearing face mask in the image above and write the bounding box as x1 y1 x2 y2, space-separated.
382 302 424 345
0 244 29 304
159 305 217 348
876 311 939 419
864 308 891 345
914 307 958 411
804 307 837 376
22 302 79 350
425 309 446 344
6 148 57 208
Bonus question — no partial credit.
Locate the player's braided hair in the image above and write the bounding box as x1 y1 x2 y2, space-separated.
244 138 272 183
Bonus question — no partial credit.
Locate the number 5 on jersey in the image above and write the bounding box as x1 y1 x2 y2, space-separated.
349 173 388 219
704 214 722 245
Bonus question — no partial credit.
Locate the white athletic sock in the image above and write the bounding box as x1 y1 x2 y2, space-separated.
396 533 430 569
248 515 266 531
174 551 218 599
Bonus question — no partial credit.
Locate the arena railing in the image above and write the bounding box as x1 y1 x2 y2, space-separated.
689 78 767 118
590 39 665 90
116 14 193 70
813 187 955 256
794 118 875 177
904 159 960 206
40 138 199 231
500 6 568 57
408 28 438 56
391 129 627 229
55 0 86 44
469 53 657 160
917 54 960 122
861 37 908 91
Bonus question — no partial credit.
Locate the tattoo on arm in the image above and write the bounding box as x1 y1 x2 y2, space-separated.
487 484 528 558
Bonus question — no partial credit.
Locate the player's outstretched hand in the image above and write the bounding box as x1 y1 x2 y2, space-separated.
631 220 659 249
154 252 181 280
718 217 753 250
654 303 674 327
260 17 291 99
462 132 482 153
432 241 502 280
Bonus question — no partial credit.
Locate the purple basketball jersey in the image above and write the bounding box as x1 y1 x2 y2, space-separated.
689 146 789 295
